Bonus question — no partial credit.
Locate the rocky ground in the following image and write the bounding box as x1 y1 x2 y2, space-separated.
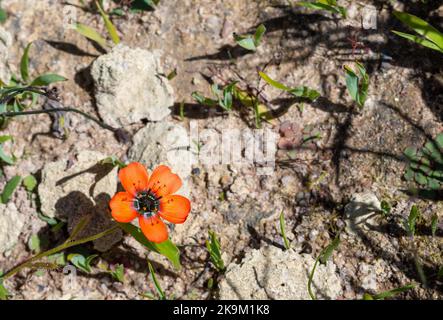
0 0 442 300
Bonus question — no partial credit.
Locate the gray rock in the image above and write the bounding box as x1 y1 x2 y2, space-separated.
344 192 381 234
219 245 343 300
0 26 12 83
38 151 122 252
128 122 193 197
91 45 174 127
0 202 25 254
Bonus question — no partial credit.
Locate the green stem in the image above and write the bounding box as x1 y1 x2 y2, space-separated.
2 225 119 280
307 255 320 300
1 107 116 132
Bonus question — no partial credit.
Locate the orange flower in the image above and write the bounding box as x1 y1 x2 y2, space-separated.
109 162 191 243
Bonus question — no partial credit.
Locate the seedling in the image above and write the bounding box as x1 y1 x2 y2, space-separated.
363 283 415 300
392 11 443 54
74 1 120 51
259 72 321 101
1 175 21 204
67 253 98 273
405 205 420 237
279 211 291 250
297 0 347 18
344 62 368 108
233 24 266 51
206 230 225 273
308 235 340 300
147 261 166 300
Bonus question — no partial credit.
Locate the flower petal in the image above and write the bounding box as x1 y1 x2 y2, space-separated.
138 215 168 243
109 192 138 223
119 162 150 195
147 165 182 198
159 195 191 224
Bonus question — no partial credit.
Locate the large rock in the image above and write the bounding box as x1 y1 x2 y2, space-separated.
0 202 25 254
91 45 174 127
219 245 343 300
128 122 193 196
38 151 122 251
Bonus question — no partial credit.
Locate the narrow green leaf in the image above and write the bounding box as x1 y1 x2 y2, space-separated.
279 211 290 250
254 24 266 46
0 8 7 24
393 11 443 51
96 1 120 44
319 235 340 264
74 23 107 49
66 215 92 243
392 30 443 53
1 175 21 204
431 214 438 237
148 261 166 300
37 212 59 226
20 43 32 82
259 71 290 91
0 146 14 165
118 223 181 269
372 284 415 300
30 74 67 86
259 72 320 101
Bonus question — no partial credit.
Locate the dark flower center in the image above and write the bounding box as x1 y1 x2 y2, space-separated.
133 190 160 217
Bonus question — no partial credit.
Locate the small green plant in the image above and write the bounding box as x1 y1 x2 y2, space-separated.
380 200 391 217
22 175 37 193
308 235 340 300
1 175 21 204
147 261 166 300
233 24 266 51
362 283 415 300
405 205 420 237
259 72 321 101
392 11 443 54
109 264 125 283
279 211 291 250
297 0 347 18
344 62 368 108
74 1 120 51
404 133 443 190
0 271 9 300
67 253 99 273
192 82 237 112
206 230 225 272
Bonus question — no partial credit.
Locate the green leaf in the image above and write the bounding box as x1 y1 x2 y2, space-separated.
74 23 108 49
259 71 320 101
96 1 120 45
0 8 7 24
0 145 14 165
319 235 340 264
67 253 98 273
392 31 443 53
279 211 290 250
0 279 9 300
23 175 37 192
254 24 266 46
28 234 41 253
393 11 443 51
110 264 125 283
344 62 368 107
20 43 32 83
30 74 67 86
407 205 420 236
191 92 218 106
66 215 92 243
37 212 59 226
298 1 347 18
206 230 225 272
118 223 181 269
431 214 438 237
0 135 12 144
372 284 415 300
1 175 21 204
148 261 166 300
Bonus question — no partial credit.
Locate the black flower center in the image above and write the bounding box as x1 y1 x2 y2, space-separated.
133 190 161 217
